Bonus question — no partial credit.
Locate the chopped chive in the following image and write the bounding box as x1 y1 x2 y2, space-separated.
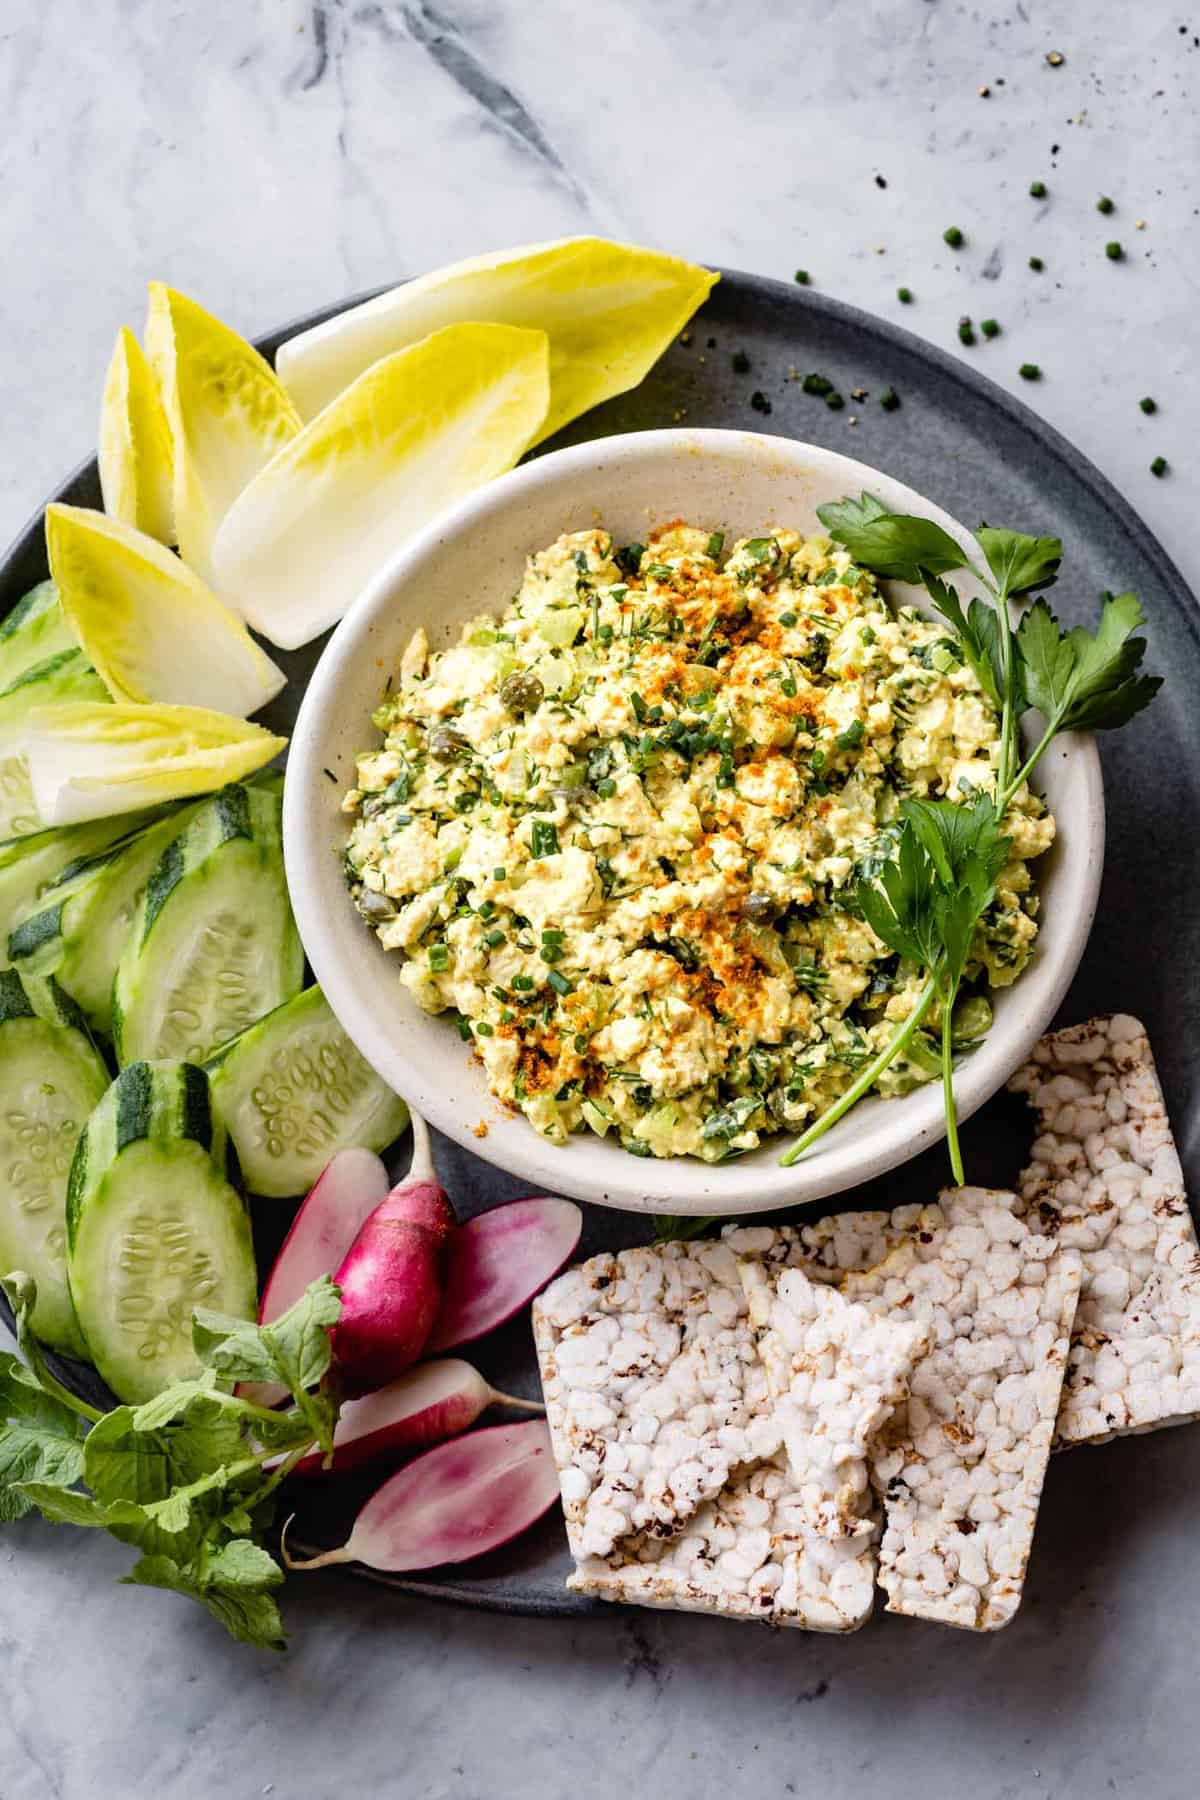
778 610 798 627
750 391 772 415
1019 362 1042 380
879 387 900 411
980 318 1001 338
1029 179 1047 198
802 372 834 397
1105 241 1124 261
493 865 506 881
706 530 725 558
1029 255 1045 271
511 974 535 991
547 970 574 997
530 821 559 858
824 391 845 411
474 1020 494 1036
1097 195 1115 214
835 720 865 751
1139 396 1157 415
428 942 449 972
896 285 914 304
957 317 976 346
793 269 811 285
732 349 751 374
596 777 616 798
1151 456 1168 477
485 928 506 948
943 225 965 248
455 1016 473 1040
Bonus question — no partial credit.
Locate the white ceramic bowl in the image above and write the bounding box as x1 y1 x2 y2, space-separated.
284 429 1103 1215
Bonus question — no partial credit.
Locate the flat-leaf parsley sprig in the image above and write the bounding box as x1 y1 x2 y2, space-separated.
780 495 1161 1178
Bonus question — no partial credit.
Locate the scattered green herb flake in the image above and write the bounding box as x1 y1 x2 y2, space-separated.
750 391 773 415
1151 456 1168 477
1029 180 1048 198
1029 255 1045 272
547 969 574 997
802 372 834 397
1105 241 1124 261
879 387 900 412
958 317 976 347
732 350 751 374
794 269 811 285
896 286 913 303
825 392 845 411
1139 396 1157 415
1019 362 1042 380
1097 195 1115 214
706 531 725 559
943 225 965 248
981 318 1001 338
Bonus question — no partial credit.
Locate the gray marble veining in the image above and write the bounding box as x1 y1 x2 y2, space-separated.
2 2 1199 1796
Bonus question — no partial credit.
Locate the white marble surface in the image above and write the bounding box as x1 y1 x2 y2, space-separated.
2 3 1199 1796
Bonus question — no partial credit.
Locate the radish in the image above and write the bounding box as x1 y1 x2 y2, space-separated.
426 1196 582 1352
241 1147 391 1407
283 1419 559 1573
290 1358 543 1477
328 1107 455 1393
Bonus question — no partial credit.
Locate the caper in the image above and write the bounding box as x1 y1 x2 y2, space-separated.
500 671 545 714
743 890 778 925
428 726 469 762
358 888 398 922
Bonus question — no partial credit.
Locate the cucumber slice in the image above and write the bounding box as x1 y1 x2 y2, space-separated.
0 970 109 1356
207 985 410 1197
0 649 109 839
8 801 204 1033
0 581 76 691
113 783 302 1066
0 810 163 968
66 1059 257 1402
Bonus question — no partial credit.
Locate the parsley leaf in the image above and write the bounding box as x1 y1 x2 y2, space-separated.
921 575 1010 710
0 1354 86 1520
975 526 1062 596
817 493 967 583
1019 592 1161 732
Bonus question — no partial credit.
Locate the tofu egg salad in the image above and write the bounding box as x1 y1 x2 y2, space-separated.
342 523 1054 1161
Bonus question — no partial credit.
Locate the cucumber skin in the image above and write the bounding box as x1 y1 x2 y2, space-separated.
66 1060 256 1402
7 802 204 1031
67 1058 230 1240
0 582 76 691
207 985 410 1197
0 971 109 1356
113 783 302 1067
0 813 166 971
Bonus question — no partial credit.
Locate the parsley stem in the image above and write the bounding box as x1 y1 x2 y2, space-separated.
1001 710 1061 808
941 989 964 1184
779 974 940 1166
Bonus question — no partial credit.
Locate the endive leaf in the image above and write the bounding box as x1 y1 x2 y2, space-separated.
24 703 285 827
275 236 718 440
98 327 175 543
144 284 301 586
46 504 286 717
212 321 550 650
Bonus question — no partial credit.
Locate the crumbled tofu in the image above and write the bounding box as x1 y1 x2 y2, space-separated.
532 1241 782 1560
738 1260 930 1538
733 1189 1081 1631
569 1453 877 1632
1009 1013 1200 1447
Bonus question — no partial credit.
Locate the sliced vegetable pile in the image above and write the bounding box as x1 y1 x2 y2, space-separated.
0 235 701 1646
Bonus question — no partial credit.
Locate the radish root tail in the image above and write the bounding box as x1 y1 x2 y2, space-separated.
489 1389 546 1414
279 1513 350 1572
405 1105 434 1184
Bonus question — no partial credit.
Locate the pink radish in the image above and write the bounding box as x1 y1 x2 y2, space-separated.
329 1107 456 1394
426 1196 582 1352
241 1147 391 1407
289 1359 543 1477
283 1420 559 1573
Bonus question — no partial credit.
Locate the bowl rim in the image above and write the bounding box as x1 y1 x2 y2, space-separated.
284 426 1104 1214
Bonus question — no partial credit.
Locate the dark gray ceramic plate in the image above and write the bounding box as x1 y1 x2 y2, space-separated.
2 270 1197 1617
